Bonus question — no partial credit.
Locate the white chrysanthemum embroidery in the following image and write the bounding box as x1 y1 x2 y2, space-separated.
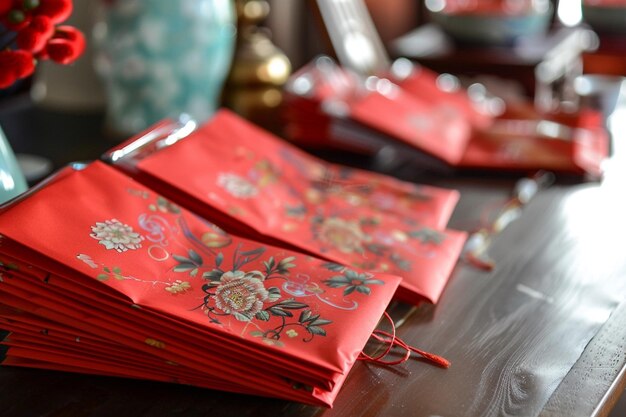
90 219 144 252
217 173 258 199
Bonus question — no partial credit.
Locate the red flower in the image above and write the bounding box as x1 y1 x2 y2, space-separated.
44 24 85 64
2 7 32 30
0 0 12 16
33 0 72 24
16 15 54 53
0 50 35 89
0 0 82 89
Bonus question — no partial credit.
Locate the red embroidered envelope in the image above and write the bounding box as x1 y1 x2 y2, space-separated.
459 109 609 176
107 110 466 304
283 58 475 162
0 161 402 407
348 87 473 165
386 63 494 131
282 57 609 177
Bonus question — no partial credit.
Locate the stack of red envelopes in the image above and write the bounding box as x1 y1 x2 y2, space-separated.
106 110 467 304
282 56 479 164
0 161 403 407
282 57 609 177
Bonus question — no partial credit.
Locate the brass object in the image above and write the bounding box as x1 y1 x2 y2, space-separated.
222 0 292 133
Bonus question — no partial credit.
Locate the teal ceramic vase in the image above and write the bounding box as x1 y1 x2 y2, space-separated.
93 0 237 135
0 126 28 204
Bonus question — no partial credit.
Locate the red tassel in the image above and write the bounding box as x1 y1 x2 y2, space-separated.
358 312 451 368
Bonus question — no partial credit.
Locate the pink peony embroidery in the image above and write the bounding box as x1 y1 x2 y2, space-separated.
213 270 269 321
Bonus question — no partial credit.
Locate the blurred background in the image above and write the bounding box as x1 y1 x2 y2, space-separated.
1 0 625 195
2 0 626 214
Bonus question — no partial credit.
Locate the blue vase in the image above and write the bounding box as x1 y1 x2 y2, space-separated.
94 0 237 135
0 127 28 204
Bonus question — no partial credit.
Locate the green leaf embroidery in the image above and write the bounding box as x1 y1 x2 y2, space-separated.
255 311 270 321
233 311 252 322
355 286 371 295
173 254 190 263
274 299 307 309
298 310 312 323
174 264 195 272
310 318 332 326
307 326 327 336
321 262 345 272
268 307 292 317
188 249 202 266
323 269 384 296
240 247 266 257
202 270 224 281
267 287 281 302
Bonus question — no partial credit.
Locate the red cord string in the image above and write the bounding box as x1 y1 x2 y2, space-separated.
358 312 450 368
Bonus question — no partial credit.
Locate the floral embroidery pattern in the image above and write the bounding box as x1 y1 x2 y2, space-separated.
96 266 125 281
90 219 144 252
79 191 389 348
217 173 258 199
311 212 448 272
165 280 192 294
213 270 269 321
322 268 384 296
316 217 368 254
198 246 332 342
209 149 449 278
149 196 181 214
408 228 446 245
247 150 449 275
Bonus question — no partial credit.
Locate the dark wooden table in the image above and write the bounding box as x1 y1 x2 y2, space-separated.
1 88 626 416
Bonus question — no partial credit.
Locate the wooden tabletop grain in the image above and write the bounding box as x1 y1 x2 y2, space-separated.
1 88 626 417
